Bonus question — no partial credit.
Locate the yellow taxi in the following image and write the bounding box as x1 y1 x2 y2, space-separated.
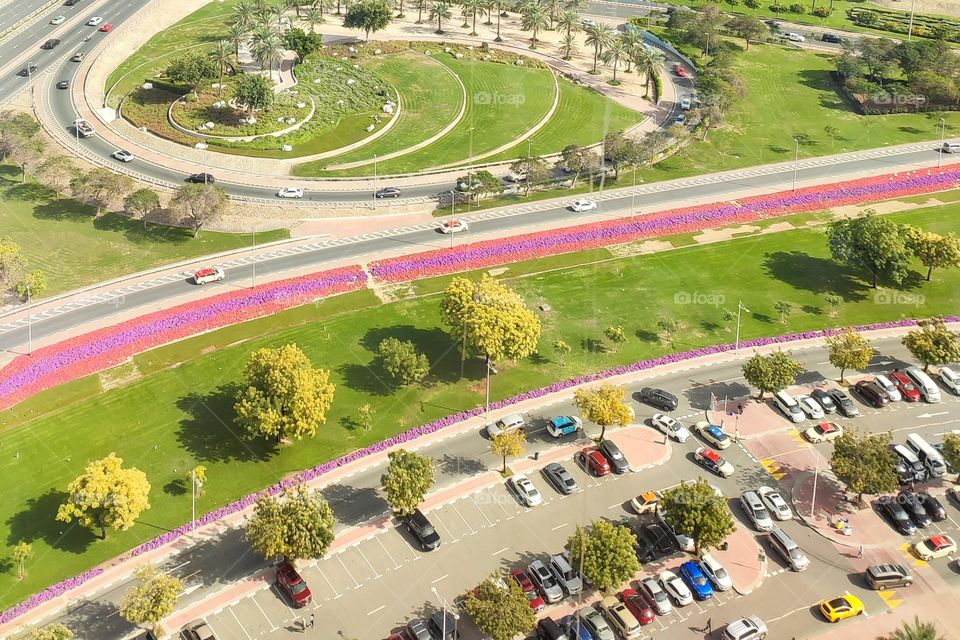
819 594 864 622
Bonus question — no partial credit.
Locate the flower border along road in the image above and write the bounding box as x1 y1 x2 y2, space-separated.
2 316 954 628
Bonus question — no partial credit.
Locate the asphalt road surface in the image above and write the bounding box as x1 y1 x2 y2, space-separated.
37 335 960 639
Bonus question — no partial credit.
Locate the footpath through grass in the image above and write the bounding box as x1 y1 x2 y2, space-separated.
2 197 960 609
0 168 288 298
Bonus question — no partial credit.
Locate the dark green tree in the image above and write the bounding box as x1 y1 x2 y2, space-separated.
660 479 735 555
343 0 392 40
830 428 898 505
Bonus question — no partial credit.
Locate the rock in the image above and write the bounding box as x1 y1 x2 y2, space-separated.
353 64 359 68
205 122 215 128
444 47 451 53
337 99 345 105
282 144 293 151
382 103 393 113
374 48 382 54
138 126 148 132
365 124 375 131
346 78 356 85
349 46 356 52
248 116 256 124
286 117 296 124
515 59 524 66
194 142 208 149
212 82 221 89
196 124 206 130
277 117 285 122
142 82 153 89
296 102 305 108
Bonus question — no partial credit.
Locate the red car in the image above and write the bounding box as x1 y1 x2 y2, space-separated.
276 561 312 607
888 371 921 402
673 64 687 77
99 23 113 31
511 568 545 613
621 588 655 625
576 447 611 476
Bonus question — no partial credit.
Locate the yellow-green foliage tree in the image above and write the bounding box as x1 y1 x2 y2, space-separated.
382 449 436 516
56 453 151 540
574 383 633 440
825 328 873 383
26 623 74 640
246 484 336 561
119 566 183 634
491 429 527 473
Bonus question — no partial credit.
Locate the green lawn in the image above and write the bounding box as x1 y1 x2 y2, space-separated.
2 196 960 608
0 168 288 298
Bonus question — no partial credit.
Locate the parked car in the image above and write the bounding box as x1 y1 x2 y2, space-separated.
673 113 686 125
404 508 441 551
822 32 842 43
576 447 611 476
375 186 402 198
276 187 303 198
917 492 946 521
914 534 956 560
658 570 692 606
560 615 593 640
599 595 641 639
639 387 679 411
193 267 225 285
657 506 695 551
180 620 216 640
694 447 734 477
512 568 546 613
276 561 312 607
579 607 615 640
740 490 773 532
804 421 843 444
819 595 864 623
546 415 581 438
939 365 960 394
680 97 692 110
570 198 598 212
529 560 564 603
889 371 921 401
549 554 582 595
679 561 713 600
874 374 902 402
773 390 804 423
630 490 661 514
828 388 859 417
639 577 672 615
439 219 469 234
428 611 458 640
757 485 792 521
693 421 731 449
112 149 134 162
599 439 630 473
898 490 931 527
810 388 836 413
795 394 824 419
405 619 432 640
698 553 732 591
877 496 917 535
620 588 655 625
642 523 679 558
543 462 578 495
508 474 543 507
651 413 690 442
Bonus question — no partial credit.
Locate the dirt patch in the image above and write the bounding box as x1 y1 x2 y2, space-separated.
828 197 935 221
99 361 142 390
608 239 674 258
876 0 960 17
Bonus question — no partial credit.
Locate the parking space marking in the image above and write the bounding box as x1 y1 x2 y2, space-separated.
375 536 401 570
229 608 255 640
551 523 567 531
468 493 497 527
431 574 448 584
318 567 342 599
367 604 387 616
433 509 460 542
492 546 510 556
356 545 382 579
251 596 278 632
450 501 477 535
486 487 511 515
337 553 362 589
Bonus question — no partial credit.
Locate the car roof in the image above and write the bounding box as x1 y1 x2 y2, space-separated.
930 534 953 547
699 449 721 463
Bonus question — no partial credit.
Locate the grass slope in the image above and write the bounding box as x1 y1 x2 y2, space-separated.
1 199 959 608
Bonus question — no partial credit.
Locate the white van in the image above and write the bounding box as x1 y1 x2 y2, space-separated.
905 432 947 478
942 141 960 153
938 366 960 395
768 527 809 571
904 366 941 403
773 391 804 423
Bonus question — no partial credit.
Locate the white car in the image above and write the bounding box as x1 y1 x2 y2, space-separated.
796 395 824 420
570 198 597 212
111 149 134 162
786 32 805 42
581 17 596 27
804 421 843 444
939 366 960 394
50 15 66 24
651 413 690 442
914 534 957 561
486 413 524 438
508 474 543 507
276 187 303 198
658 570 693 606
86 16 103 26
440 219 469 234
657 507 694 552
680 97 691 110
874 374 901 402
757 485 792 521
673 113 686 125
193 266 225 285
698 553 732 591
693 421 731 449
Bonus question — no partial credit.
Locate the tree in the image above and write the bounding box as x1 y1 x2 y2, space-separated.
357 403 375 431
520 1 549 48
906 227 960 281
601 38 629 83
234 343 336 442
36 155 79 199
825 329 872 383
120 565 183 634
741 350 804 400
558 144 599 188
70 168 134 218
56 453 151 540
250 27 285 78
827 213 911 288
377 337 429 385
246 484 335 560
632 46 663 99
830 428 898 505
461 0 486 35
227 21 249 57
233 73 274 113
303 6 324 31
16 269 47 301
553 339 571 366
617 30 644 72
209 40 237 96
824 292 842 317
584 23 614 73
560 31 577 60
165 52 218 95
573 383 632 441
464 573 536 640
556 8 581 39
429 2 451 32
11 541 32 580
26 624 74 640
566 520 640 592
604 131 643 179
169 183 228 238
123 188 161 229
744 0 760 9
382 449 436 515
727 14 766 49
509 155 550 196
941 433 960 483
656 316 684 347
773 300 792 324
231 0 257 31
440 274 542 368
0 111 41 163
0 236 26 295
604 326 626 352
901 316 960 372
660 479 735 554
343 0 392 40
8 134 45 184
884 617 945 640
455 170 502 204
187 464 207 497
491 428 526 473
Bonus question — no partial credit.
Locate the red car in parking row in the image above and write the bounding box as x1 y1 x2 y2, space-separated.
276 561 312 607
576 447 611 477
888 371 921 402
512 568 546 612
621 587 656 625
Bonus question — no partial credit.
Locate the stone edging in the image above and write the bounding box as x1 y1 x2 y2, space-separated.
166 94 317 142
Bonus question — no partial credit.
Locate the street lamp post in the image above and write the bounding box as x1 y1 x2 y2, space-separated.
485 358 497 418
191 468 197 532
792 138 800 190
939 118 946 168
735 300 750 355
373 153 378 211
810 454 820 519
25 284 32 356
907 0 916 41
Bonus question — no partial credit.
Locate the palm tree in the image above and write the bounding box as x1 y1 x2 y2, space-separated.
227 22 248 57
483 0 497 24
250 28 284 79
304 6 322 29
601 38 628 83
887 617 944 640
284 0 301 17
231 0 256 31
563 0 585 10
544 0 562 28
560 31 576 59
252 0 271 16
414 0 427 22
462 0 485 34
489 0 505 39
583 23 613 73
617 30 643 72
209 40 237 96
520 1 548 48
429 2 452 32
556 8 580 38
632 45 663 98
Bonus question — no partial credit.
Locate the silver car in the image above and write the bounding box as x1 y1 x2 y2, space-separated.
579 606 615 640
529 559 563 603
640 577 672 615
549 554 582 595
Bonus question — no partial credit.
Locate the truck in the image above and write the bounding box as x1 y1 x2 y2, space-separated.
73 118 95 138
546 415 582 438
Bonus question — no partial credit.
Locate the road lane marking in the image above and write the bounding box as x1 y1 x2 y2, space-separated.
432 574 448 584
367 604 386 616
337 553 361 589
492 547 510 556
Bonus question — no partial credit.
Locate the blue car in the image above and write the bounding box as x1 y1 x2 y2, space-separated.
679 560 714 600
561 615 595 640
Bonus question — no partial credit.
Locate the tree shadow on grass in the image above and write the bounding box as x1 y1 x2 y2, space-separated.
338 362 394 396
358 325 475 386
175 384 277 463
635 329 659 343
164 478 188 496
32 197 95 221
762 251 869 302
93 213 195 246
5 489 98 554
7 182 55 202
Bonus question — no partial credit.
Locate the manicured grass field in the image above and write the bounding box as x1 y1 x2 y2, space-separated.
0 168 288 298
2 196 959 609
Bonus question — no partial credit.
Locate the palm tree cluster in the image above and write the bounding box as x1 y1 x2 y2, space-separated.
229 0 290 78
579 21 662 93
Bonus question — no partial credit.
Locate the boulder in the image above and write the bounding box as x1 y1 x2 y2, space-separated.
349 46 356 52
286 117 296 124
248 116 257 124
515 59 524 66
277 117 285 122
142 82 153 89
444 47 451 53
346 78 356 85
194 142 208 149
382 103 394 113
204 122 215 128
374 48 382 54
365 124 375 131
282 144 293 151
296 102 305 108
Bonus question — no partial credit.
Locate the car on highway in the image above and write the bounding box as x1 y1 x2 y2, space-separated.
486 413 524 438
570 198 598 212
874 374 901 402
42 38 61 49
721 616 768 640
917 491 946 521
630 490 660 514
673 64 688 77
639 577 672 615
579 606 615 640
888 371 921 401
576 447 611 477
187 173 215 184
914 534 957 560
679 561 713 600
785 32 805 42
180 620 216 640
404 508 441 551
652 413 690 442
71 52 86 62
276 561 311 607
810 388 836 413
639 386 679 411
828 388 859 417
938 365 960 394
620 589 655 625
439 219 468 234
276 187 303 198
680 97 692 110
822 32 842 43
112 149 134 162
511 568 546 613
529 559 563 603
804 421 843 444
50 15 66 24
56 80 70 90
374 186 401 198
542 462 578 495
757 485 792 520
546 415 581 438
508 474 543 507
795 394 824 419
819 595 864 623
698 553 732 591
658 570 692 606
86 16 103 25
599 439 630 473
17 65 38 77
99 23 113 32
694 447 734 477
193 266 225 285
693 421 731 449
877 496 917 535
600 595 641 638
855 380 890 407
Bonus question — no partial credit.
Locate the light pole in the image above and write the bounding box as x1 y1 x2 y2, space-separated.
907 0 916 40
373 153 378 211
431 587 458 639
485 357 497 419
939 118 946 168
735 300 750 355
810 454 820 519
792 138 800 190
191 468 197 532
25 284 32 356
467 127 475 212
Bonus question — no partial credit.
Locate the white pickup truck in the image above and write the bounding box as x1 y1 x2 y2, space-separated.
73 118 95 138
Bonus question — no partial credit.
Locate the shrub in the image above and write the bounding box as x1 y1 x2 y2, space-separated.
811 6 832 18
769 2 788 12
788 2 806 14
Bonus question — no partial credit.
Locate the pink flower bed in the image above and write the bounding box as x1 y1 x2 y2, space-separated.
0 266 367 411
369 168 960 282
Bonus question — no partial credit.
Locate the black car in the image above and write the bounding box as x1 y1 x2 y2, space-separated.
542 462 578 495
406 619 432 640
187 173 215 184
375 187 401 198
877 496 917 535
17 65 38 77
897 490 931 527
42 39 61 49
56 80 70 90
598 440 630 474
642 523 679 557
64 0 80 5
810 388 836 413
765 20 781 30
638 387 678 411
404 509 441 551
428 611 459 640
821 32 842 43
827 388 859 417
855 380 890 408
917 492 947 522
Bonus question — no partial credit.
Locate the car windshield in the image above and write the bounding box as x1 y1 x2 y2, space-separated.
289 580 308 594
563 476 575 487
755 507 769 520
714 567 727 579
693 575 706 585
789 548 804 561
